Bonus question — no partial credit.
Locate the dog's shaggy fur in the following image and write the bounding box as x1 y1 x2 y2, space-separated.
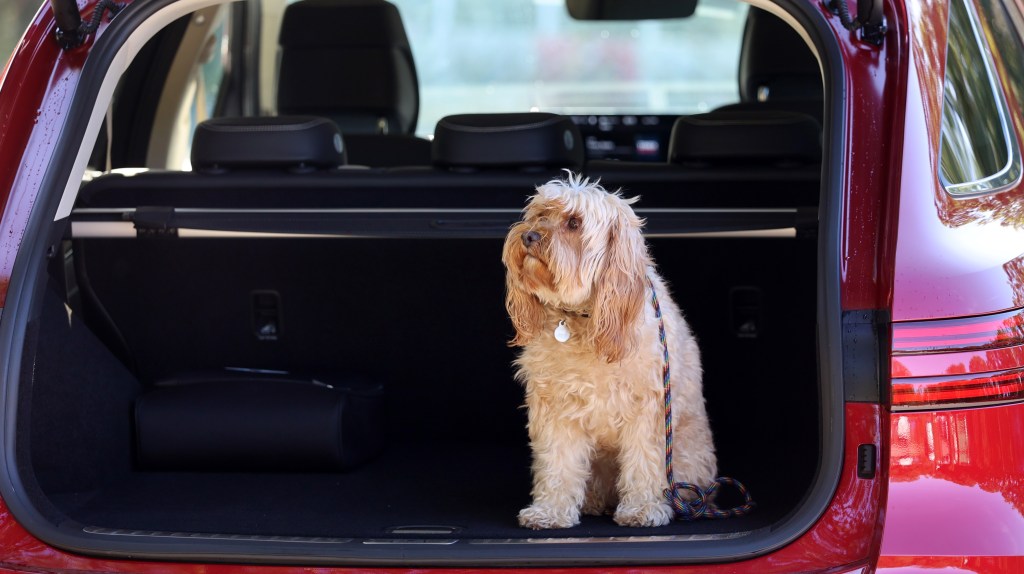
503 173 716 529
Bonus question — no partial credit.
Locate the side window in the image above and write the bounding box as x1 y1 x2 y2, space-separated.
147 6 232 170
938 0 1022 196
83 4 245 174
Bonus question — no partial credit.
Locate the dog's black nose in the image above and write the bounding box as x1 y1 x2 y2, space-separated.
521 230 542 247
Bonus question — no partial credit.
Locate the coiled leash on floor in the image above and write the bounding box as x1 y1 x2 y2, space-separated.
648 276 756 520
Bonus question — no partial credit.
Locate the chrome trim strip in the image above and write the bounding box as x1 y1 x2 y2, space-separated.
362 539 460 545
83 526 750 546
940 0 1023 198
82 526 354 544
471 531 752 544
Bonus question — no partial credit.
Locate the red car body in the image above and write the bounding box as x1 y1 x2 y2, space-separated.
0 0 1022 570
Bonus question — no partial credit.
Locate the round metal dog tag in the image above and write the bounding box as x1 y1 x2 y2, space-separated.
554 320 571 343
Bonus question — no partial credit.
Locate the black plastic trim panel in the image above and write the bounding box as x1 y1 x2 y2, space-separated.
842 309 891 403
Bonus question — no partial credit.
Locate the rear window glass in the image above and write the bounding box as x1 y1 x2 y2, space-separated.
388 0 749 138
939 0 1022 196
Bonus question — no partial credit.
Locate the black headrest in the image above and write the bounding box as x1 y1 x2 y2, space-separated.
191 116 346 172
277 0 418 135
668 111 821 166
738 8 822 103
432 113 584 170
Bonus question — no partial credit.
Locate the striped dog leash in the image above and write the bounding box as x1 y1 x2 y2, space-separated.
647 275 756 520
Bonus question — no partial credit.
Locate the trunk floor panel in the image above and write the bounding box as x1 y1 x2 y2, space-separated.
54 442 796 540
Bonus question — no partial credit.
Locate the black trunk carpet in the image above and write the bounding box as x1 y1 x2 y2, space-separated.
53 441 799 540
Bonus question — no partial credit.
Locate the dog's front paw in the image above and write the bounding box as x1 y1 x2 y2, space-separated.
613 501 674 528
518 504 580 530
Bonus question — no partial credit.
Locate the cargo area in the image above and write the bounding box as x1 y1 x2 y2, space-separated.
20 209 819 543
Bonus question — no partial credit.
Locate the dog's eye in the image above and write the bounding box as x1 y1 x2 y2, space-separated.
566 216 581 231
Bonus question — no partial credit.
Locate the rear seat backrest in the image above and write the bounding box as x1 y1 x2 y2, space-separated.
190 116 346 173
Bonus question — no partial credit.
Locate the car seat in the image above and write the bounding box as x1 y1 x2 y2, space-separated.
277 0 432 167
714 7 823 125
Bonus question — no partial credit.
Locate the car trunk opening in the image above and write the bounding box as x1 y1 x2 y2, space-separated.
14 188 820 554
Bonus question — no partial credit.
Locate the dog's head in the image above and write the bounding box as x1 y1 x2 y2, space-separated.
502 172 650 362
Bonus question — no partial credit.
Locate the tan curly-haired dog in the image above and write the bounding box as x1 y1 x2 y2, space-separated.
503 173 717 529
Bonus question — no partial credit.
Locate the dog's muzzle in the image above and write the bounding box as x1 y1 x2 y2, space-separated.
521 230 542 248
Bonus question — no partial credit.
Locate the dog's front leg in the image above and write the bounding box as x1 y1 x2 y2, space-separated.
518 406 592 529
612 392 674 527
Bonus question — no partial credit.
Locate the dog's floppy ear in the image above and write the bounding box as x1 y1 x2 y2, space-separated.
592 210 648 362
505 274 545 347
503 230 545 347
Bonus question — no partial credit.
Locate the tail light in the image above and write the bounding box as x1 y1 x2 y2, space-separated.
890 307 1024 410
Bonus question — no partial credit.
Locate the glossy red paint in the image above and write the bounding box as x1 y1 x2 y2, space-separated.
836 0 908 314
880 0 1024 548
881 403 1024 557
878 556 1024 573
890 0 1024 322
0 8 63 307
0 0 121 308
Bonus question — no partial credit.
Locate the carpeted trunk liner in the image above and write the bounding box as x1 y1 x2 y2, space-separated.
56 441 796 540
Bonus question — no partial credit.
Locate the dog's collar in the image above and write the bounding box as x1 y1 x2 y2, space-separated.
557 307 591 318
552 308 590 343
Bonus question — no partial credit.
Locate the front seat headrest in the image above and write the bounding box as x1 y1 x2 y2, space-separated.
277 0 419 135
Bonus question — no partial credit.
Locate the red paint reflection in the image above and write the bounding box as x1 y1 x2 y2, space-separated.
884 403 1024 555
878 555 1024 573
